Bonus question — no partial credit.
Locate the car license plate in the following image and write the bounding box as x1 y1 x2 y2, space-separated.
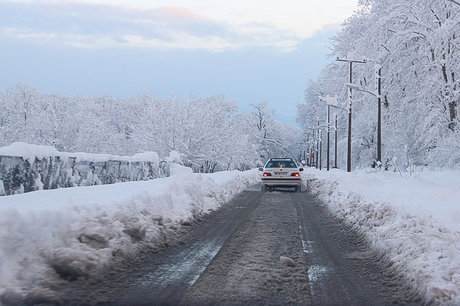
276 172 287 175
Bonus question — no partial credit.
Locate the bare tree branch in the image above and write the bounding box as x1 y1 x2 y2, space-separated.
447 0 460 6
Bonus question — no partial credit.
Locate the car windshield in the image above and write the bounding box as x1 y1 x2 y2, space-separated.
266 160 297 168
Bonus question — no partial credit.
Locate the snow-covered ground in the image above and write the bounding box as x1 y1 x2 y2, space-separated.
2 160 459 304
0 164 260 300
304 168 460 305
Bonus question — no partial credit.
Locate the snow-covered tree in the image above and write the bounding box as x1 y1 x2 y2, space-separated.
299 0 460 169
0 85 301 172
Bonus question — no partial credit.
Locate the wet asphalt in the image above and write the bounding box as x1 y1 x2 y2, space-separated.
40 186 423 305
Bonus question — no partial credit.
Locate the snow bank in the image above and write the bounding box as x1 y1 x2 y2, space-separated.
0 165 260 301
0 142 169 196
305 168 460 305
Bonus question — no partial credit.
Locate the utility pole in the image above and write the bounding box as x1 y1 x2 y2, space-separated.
309 133 312 167
320 95 343 170
334 114 338 168
315 126 319 169
316 120 320 169
306 132 310 167
327 105 331 171
309 127 316 168
336 57 367 172
377 66 382 164
319 130 323 170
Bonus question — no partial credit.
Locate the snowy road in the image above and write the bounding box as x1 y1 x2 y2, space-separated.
52 188 421 305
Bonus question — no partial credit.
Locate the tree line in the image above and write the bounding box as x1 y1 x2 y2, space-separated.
0 84 301 172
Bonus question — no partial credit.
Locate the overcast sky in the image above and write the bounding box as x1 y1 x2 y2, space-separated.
0 0 359 124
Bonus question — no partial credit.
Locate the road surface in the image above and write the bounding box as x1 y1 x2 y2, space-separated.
48 187 421 305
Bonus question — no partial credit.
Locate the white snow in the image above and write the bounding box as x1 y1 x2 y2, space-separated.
319 95 339 106
166 150 182 164
304 168 460 305
0 164 260 298
0 142 160 163
0 142 61 160
2 155 459 304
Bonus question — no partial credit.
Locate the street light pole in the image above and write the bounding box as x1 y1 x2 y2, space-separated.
336 57 367 172
346 64 383 165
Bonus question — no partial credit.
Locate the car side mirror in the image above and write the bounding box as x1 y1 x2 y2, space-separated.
258 167 263 171
299 168 304 171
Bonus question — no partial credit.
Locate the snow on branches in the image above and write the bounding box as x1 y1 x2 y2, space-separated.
298 0 460 169
0 85 301 172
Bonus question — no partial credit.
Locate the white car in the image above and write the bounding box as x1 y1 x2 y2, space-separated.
259 158 303 192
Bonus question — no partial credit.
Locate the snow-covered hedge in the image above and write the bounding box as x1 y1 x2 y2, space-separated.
0 165 260 303
0 143 170 196
305 168 460 305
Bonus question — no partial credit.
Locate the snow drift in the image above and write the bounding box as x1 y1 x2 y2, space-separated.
305 168 460 305
0 165 260 302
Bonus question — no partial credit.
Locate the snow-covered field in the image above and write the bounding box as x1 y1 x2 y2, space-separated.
305 168 460 305
0 165 260 300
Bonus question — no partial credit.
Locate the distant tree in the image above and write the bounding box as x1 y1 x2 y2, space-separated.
0 85 301 171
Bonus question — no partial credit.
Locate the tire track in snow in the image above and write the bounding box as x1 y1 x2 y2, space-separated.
292 192 421 305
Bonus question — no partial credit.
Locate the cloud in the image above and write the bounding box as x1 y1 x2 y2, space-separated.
157 6 207 21
0 0 357 51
